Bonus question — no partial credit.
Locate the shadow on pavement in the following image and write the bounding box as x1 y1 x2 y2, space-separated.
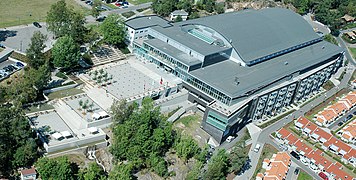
0 30 17 42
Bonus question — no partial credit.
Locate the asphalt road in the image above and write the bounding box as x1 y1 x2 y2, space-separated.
337 35 355 66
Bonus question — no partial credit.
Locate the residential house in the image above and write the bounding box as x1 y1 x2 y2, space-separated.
260 152 291 180
20 168 36 180
170 10 188 21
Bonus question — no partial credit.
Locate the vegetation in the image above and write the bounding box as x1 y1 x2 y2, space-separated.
0 106 38 176
56 72 68 80
26 31 48 69
46 88 84 100
91 0 101 18
297 170 313 180
122 11 136 18
322 80 335 90
78 162 106 180
174 135 201 162
229 139 249 174
108 163 135 180
52 35 80 70
0 0 87 28
324 34 338 45
204 149 229 179
100 14 126 47
137 7 151 12
36 157 78 180
109 98 173 177
349 47 356 59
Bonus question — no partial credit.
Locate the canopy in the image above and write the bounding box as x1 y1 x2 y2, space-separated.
61 131 71 137
88 127 99 133
52 132 63 140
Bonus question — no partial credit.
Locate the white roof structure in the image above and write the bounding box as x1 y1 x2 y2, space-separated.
92 113 100 119
98 111 108 117
61 131 72 137
88 127 99 133
52 132 63 140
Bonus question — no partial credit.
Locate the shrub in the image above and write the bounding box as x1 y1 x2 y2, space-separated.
82 53 93 65
55 72 68 79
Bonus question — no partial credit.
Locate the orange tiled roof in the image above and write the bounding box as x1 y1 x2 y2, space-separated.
326 164 353 180
306 149 332 169
342 133 351 140
343 93 356 105
296 116 309 128
304 121 318 133
319 109 337 122
273 152 291 167
285 133 298 145
343 123 356 137
294 140 313 155
313 128 332 141
264 161 289 180
277 128 291 139
329 102 347 115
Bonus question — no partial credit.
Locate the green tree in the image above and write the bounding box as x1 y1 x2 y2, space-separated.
147 153 168 177
204 149 229 180
78 162 106 180
26 31 47 69
0 106 37 176
100 14 126 47
204 0 215 13
91 0 101 18
229 141 248 173
189 11 200 20
52 35 80 70
324 34 338 45
46 0 73 38
194 144 209 163
177 0 193 13
36 156 77 180
175 15 183 22
152 0 178 16
25 65 51 90
215 3 225 14
174 136 200 162
186 161 203 180
69 12 88 44
108 163 135 180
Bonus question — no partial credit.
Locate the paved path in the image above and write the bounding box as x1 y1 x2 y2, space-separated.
337 35 355 66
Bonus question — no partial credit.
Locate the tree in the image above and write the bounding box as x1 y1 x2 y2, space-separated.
152 0 178 16
229 141 249 174
26 31 47 69
189 11 200 20
174 136 200 162
36 157 77 180
25 65 51 90
108 163 135 180
204 149 229 180
0 106 37 176
110 99 136 125
204 0 215 13
175 15 183 22
177 0 193 13
78 162 106 180
46 0 87 43
46 0 73 38
215 3 225 14
91 0 101 18
100 14 126 47
146 153 168 177
186 161 203 180
52 35 80 70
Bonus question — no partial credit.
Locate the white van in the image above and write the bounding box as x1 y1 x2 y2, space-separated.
254 144 261 153
226 136 235 143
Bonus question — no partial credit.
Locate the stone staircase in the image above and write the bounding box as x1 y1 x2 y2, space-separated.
91 45 126 66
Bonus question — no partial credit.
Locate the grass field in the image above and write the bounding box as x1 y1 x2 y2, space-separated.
24 103 54 114
126 0 153 5
349 47 356 59
0 0 89 28
297 170 313 180
46 88 84 100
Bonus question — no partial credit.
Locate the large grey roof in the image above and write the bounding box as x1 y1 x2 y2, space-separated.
151 25 231 56
125 15 171 29
175 8 320 63
144 38 202 67
190 41 342 98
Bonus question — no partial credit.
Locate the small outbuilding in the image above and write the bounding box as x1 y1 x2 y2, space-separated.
170 10 188 21
20 167 37 180
341 14 355 24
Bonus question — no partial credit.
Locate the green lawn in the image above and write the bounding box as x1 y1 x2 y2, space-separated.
126 0 153 5
297 170 313 180
46 88 84 100
0 0 89 28
24 103 54 114
349 47 356 59
174 114 200 127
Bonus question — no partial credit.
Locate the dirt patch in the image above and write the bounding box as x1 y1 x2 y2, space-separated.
228 0 296 12
95 148 114 172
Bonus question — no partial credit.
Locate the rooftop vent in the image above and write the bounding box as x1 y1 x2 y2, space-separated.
234 77 240 86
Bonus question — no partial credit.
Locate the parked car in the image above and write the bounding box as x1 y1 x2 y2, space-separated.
318 172 329 180
96 16 106 22
253 144 261 153
226 136 235 143
33 22 41 28
345 114 353 121
290 151 300 160
294 168 300 175
353 111 356 116
16 62 24 68
338 121 344 126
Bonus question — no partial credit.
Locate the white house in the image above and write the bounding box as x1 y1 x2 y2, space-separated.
170 10 188 21
20 168 37 180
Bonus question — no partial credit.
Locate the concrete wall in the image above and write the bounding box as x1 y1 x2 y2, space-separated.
47 134 106 153
0 49 13 63
87 117 112 128
43 83 79 94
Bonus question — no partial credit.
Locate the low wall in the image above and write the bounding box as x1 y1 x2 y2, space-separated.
43 83 79 94
0 48 13 63
87 117 112 128
47 134 106 153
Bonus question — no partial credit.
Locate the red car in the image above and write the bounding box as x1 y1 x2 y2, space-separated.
115 2 122 6
318 172 328 180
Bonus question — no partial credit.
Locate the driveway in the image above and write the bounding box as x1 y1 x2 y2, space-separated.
0 23 54 53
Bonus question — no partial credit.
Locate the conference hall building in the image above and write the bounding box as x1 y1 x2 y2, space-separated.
125 8 344 143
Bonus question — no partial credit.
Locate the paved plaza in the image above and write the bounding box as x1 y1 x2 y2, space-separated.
63 94 108 122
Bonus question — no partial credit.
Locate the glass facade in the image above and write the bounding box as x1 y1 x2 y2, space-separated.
206 111 228 131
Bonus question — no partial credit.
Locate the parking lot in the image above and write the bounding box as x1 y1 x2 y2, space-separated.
0 59 25 81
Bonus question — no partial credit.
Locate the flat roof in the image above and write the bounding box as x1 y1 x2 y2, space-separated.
143 38 202 66
125 15 171 29
190 40 342 98
151 25 231 56
175 8 320 63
